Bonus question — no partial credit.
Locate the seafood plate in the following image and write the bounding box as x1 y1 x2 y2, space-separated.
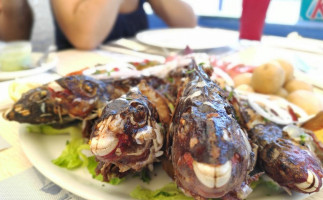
5 54 323 200
17 130 315 200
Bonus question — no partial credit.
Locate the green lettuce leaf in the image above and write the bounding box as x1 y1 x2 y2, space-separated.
130 182 193 200
27 124 126 184
27 124 91 169
109 177 125 185
251 175 282 191
27 124 90 169
52 138 90 169
26 124 81 136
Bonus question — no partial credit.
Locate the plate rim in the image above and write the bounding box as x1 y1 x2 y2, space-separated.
135 27 238 50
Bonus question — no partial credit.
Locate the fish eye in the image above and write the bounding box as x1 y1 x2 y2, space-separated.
29 90 48 102
130 102 147 127
82 81 97 97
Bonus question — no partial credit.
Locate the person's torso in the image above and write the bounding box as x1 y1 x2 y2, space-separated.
53 0 148 50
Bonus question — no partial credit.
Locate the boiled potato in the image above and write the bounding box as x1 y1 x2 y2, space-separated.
287 90 323 115
275 88 288 98
233 73 252 87
274 59 294 83
284 79 313 93
251 61 285 94
314 129 323 144
302 111 323 131
235 84 254 93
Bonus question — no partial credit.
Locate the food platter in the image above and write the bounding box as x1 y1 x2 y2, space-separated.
19 125 311 200
10 50 323 200
136 27 238 50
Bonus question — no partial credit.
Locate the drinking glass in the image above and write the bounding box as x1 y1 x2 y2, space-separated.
239 0 271 41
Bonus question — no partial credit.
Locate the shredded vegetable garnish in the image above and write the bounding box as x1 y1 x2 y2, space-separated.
168 103 175 114
300 134 307 145
228 91 234 101
9 81 40 102
167 77 174 83
139 168 151 183
186 69 195 74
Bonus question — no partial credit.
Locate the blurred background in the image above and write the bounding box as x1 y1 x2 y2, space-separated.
31 0 323 51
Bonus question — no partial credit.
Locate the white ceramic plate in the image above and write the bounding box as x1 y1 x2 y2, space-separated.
19 125 311 200
0 53 58 81
136 27 238 50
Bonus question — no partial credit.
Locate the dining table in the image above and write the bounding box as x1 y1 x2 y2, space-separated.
0 27 323 200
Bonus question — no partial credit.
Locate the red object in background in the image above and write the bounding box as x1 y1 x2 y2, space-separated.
239 0 271 41
210 57 255 78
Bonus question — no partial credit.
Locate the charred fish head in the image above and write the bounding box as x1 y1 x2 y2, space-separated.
90 88 164 172
5 75 110 124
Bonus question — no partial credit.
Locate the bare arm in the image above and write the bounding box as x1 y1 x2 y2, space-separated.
0 0 33 41
51 0 140 50
149 0 197 28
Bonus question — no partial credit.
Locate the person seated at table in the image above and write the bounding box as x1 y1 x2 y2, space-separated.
51 0 197 50
0 0 33 41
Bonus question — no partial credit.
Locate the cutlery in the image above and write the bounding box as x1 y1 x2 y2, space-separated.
35 45 57 67
99 45 166 63
108 38 178 56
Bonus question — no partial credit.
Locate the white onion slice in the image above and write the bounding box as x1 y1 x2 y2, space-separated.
185 53 211 66
141 60 179 78
247 93 313 125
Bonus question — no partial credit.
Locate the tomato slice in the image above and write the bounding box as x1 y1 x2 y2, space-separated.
226 64 255 78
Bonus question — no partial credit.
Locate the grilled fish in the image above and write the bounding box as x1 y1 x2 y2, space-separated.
232 94 323 194
167 60 253 199
90 88 164 172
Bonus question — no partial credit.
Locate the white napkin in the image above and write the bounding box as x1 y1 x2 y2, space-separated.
0 167 84 200
0 135 10 151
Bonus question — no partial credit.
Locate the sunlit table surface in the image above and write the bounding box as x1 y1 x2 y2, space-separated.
1 29 323 200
